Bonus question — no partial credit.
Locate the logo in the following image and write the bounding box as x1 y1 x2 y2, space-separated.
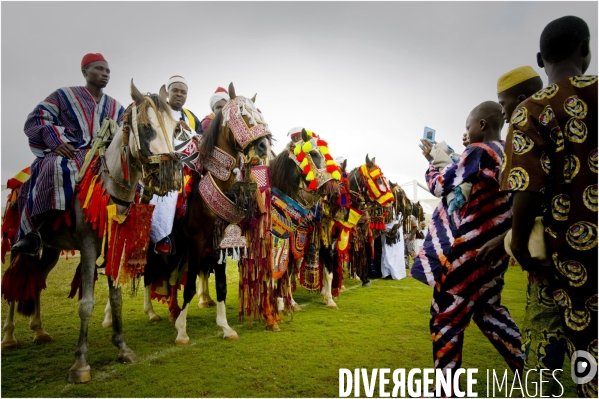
571 350 597 385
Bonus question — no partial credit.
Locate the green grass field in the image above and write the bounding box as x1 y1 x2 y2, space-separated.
1 256 577 397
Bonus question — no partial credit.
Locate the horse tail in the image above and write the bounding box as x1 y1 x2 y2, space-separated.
1 252 47 316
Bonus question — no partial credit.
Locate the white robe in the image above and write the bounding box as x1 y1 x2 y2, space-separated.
149 191 178 243
380 215 406 280
148 109 198 243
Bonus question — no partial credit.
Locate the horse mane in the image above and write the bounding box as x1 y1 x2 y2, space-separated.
136 93 174 127
270 150 301 199
347 167 362 194
198 108 223 160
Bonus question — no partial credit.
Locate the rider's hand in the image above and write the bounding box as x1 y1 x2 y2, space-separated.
419 139 434 162
53 143 77 159
462 133 470 147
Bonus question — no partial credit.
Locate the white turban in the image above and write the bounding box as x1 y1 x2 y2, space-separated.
209 87 230 111
167 75 188 90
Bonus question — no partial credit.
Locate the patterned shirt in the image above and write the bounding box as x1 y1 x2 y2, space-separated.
499 75 597 354
500 75 597 260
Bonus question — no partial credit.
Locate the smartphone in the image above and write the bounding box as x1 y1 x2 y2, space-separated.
423 127 436 144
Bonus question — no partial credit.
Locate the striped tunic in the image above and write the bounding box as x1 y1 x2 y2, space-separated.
18 86 123 237
413 140 523 376
412 141 513 286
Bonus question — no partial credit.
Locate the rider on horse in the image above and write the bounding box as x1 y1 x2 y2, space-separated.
149 75 203 255
13 53 124 256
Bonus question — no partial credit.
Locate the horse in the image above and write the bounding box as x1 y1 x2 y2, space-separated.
270 129 342 313
174 83 271 345
345 155 395 286
102 85 271 341
1 80 183 383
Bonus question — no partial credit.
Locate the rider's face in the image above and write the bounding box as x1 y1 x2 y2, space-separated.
168 83 188 111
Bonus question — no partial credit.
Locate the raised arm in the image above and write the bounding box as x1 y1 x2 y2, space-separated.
424 145 483 198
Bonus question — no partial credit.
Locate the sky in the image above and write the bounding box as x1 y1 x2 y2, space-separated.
1 1 598 213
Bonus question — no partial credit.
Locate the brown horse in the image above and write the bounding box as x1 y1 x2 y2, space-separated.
346 155 395 286
174 83 271 345
1 80 182 382
270 129 342 313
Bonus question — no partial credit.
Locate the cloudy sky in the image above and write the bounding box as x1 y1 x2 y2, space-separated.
1 1 597 211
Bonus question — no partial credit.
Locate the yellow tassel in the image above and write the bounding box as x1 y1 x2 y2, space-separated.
305 129 314 137
306 171 315 181
332 170 341 180
302 141 312 153
326 160 335 166
83 175 99 209
320 146 330 155
293 144 301 155
300 158 309 168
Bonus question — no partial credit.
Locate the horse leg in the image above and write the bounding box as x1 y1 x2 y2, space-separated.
30 292 52 343
1 301 17 350
67 228 98 384
107 277 138 364
30 247 59 343
167 269 182 322
278 274 300 315
321 266 338 309
214 261 239 340
197 271 216 308
143 285 162 322
102 298 113 328
168 283 181 322
174 247 201 346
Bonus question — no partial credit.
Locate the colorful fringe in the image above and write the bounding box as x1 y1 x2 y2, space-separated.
238 186 273 325
1 253 46 316
77 154 154 290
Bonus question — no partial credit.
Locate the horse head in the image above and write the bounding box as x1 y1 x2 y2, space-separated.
199 83 270 166
347 154 395 226
127 79 183 197
271 128 341 209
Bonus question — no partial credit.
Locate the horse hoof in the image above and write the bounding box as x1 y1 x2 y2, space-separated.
1 339 18 351
327 304 339 310
340 285 347 292
33 331 53 344
118 348 139 364
175 337 190 346
362 282 371 287
266 324 281 332
68 366 91 384
293 304 302 312
101 320 112 328
149 314 162 322
224 333 240 342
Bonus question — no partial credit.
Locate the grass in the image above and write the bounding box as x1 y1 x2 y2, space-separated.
1 255 577 397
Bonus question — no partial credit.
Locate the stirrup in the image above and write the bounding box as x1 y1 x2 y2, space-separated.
11 231 42 257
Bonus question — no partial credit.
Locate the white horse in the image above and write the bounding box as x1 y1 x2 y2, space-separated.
1 80 182 383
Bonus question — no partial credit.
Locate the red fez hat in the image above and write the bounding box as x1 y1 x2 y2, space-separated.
81 53 107 68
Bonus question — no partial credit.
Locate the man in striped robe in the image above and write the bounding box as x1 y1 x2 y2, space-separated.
13 53 124 255
417 101 524 387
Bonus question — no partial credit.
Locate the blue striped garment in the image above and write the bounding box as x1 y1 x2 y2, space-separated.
411 141 512 286
17 87 123 238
